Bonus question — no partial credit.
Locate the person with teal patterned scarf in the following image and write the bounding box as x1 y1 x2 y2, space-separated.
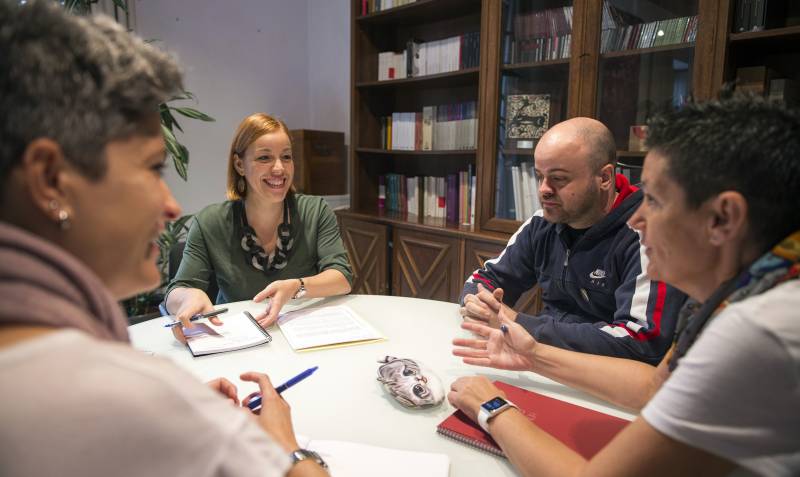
447 96 800 476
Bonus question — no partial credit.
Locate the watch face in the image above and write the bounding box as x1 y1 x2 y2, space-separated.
481 397 508 412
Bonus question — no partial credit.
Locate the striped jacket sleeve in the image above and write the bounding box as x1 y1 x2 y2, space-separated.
460 215 542 306
516 239 685 365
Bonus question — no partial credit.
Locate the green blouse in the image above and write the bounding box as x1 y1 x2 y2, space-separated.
166 194 353 303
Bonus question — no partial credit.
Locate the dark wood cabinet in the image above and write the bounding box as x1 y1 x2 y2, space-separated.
339 217 389 295
290 129 347 196
392 227 462 301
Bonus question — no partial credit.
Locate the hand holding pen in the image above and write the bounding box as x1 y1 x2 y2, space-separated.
164 307 229 328
245 366 318 412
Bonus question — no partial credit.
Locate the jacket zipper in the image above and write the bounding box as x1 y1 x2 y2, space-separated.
561 248 570 290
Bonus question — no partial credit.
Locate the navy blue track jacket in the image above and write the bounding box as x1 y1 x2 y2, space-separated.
461 175 686 365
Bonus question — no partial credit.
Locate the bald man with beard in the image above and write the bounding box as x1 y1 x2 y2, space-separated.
460 118 686 365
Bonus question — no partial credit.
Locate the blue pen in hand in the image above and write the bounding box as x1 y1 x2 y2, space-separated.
247 366 318 411
163 308 229 328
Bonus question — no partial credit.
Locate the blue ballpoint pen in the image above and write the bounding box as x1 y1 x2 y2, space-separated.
247 366 319 410
163 308 229 328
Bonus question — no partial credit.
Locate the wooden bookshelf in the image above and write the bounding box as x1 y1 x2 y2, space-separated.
341 0 728 300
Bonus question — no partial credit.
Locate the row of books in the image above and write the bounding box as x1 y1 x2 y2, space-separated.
379 171 476 226
503 6 573 63
600 15 698 54
379 101 478 151
494 160 540 221
360 0 415 16
377 32 480 81
733 0 787 33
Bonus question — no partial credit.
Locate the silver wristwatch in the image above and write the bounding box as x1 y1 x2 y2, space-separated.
289 448 327 469
292 277 307 299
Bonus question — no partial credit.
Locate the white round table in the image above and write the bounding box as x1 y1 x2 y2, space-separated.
129 294 633 476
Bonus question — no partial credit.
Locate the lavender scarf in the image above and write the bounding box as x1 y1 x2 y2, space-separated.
0 221 129 342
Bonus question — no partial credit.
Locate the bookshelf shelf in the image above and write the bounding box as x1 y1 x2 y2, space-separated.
357 0 481 26
600 42 694 59
356 147 476 156
501 148 537 156
729 25 800 43
502 58 571 71
355 68 479 89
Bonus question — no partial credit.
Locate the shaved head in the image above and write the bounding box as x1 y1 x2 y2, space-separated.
538 117 617 172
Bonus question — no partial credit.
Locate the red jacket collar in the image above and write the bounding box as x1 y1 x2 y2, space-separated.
612 173 638 210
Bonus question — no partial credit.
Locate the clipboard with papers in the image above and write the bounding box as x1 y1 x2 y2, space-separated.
182 310 272 357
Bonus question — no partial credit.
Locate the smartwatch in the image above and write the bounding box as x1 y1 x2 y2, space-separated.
289 448 328 469
477 396 517 432
293 277 307 299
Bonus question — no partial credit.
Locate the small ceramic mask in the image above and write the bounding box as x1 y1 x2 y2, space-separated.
377 356 444 408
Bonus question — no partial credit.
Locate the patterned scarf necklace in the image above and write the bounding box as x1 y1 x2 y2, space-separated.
669 230 800 371
235 198 294 274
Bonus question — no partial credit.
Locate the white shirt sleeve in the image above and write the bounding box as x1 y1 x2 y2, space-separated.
641 289 800 477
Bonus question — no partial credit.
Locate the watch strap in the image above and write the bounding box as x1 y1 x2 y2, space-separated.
292 277 306 299
289 448 327 469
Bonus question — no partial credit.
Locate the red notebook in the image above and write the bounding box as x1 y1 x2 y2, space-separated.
436 381 630 459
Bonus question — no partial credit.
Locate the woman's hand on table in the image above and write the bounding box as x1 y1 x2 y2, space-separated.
170 288 221 343
252 279 301 327
460 284 518 328
453 310 537 372
207 377 240 405
448 376 507 422
240 372 300 453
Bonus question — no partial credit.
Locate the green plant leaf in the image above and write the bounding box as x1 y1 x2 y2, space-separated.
171 107 215 122
161 124 189 181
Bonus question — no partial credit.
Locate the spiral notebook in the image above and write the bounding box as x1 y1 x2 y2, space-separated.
436 381 629 459
182 311 272 357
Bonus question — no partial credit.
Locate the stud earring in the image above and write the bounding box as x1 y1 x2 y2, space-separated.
57 209 71 230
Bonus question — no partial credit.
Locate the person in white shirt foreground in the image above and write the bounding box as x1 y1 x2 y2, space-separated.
0 1 327 475
449 95 800 477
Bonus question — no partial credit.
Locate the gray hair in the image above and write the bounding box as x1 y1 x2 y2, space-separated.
0 0 183 182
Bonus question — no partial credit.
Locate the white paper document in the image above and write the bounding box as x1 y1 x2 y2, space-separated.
277 305 383 351
183 312 271 356
297 436 450 477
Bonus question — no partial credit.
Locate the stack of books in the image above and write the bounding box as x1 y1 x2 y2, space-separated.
600 15 698 54
505 6 573 63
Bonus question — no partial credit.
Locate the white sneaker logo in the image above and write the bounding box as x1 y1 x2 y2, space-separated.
589 269 606 280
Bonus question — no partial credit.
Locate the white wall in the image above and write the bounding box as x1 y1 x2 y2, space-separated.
134 0 350 214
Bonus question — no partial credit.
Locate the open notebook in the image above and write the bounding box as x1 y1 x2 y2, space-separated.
182 311 271 357
277 305 384 351
296 436 449 477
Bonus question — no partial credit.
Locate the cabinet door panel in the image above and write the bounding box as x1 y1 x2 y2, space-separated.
339 217 388 295
393 228 461 302
463 239 542 315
